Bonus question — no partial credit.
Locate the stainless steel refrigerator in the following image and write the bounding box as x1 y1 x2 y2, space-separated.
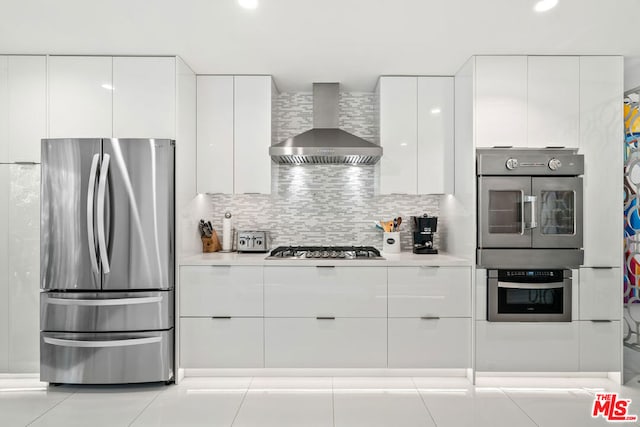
40 138 174 384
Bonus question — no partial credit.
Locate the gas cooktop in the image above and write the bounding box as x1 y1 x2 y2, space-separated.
266 246 383 260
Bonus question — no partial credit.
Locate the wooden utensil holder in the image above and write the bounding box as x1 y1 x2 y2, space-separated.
201 230 222 253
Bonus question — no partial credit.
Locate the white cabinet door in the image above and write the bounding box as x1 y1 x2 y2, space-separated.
579 320 620 372
8 56 47 163
196 76 234 194
180 266 263 316
387 267 471 317
388 318 471 368
580 56 623 267
0 166 8 371
264 266 387 317
378 77 418 194
417 77 454 194
0 57 7 163
265 318 387 368
180 317 264 368
112 57 176 139
7 164 40 372
475 56 527 148
527 56 580 148
233 76 271 194
476 321 579 371
48 56 113 138
579 267 622 320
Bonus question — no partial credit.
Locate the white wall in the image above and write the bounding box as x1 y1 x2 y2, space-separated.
625 56 640 92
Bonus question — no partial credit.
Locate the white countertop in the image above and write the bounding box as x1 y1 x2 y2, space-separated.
180 251 471 267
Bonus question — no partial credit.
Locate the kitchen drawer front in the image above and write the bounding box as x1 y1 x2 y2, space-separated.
40 329 173 384
388 318 471 368
579 320 621 372
476 321 579 372
579 268 622 320
264 266 386 317
264 318 386 368
41 291 173 332
180 266 263 316
180 317 263 368
388 267 471 317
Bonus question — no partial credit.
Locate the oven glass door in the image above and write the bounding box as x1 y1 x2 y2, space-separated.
478 176 532 248
532 177 583 249
498 283 564 314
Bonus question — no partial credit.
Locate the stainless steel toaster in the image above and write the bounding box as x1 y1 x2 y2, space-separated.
237 230 270 252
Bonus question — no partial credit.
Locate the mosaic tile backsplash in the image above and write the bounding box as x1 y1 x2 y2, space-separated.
193 91 441 251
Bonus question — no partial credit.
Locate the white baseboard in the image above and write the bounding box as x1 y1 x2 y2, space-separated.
475 371 611 378
183 368 469 377
0 373 40 379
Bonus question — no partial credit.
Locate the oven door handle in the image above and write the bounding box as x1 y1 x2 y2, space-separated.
524 195 537 229
497 281 563 290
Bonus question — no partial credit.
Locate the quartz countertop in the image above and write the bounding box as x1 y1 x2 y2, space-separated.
180 251 471 267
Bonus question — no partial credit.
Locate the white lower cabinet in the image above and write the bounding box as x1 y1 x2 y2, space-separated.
579 268 622 320
264 318 387 368
180 266 263 316
388 318 470 368
579 320 620 372
476 321 579 372
180 317 263 368
388 266 471 317
264 266 386 317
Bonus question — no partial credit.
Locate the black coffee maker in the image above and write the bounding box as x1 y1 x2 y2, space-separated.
411 214 438 254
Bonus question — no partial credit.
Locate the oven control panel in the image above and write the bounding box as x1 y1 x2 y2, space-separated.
494 269 569 282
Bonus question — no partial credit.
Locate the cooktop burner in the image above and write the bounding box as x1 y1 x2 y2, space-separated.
267 246 383 260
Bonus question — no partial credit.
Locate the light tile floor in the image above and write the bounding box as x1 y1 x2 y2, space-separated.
2 376 640 426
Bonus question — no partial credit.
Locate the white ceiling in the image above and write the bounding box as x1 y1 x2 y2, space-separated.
0 0 638 92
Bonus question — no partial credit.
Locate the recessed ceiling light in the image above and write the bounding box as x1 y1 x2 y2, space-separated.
238 0 258 9
101 83 114 91
430 107 441 115
534 0 558 12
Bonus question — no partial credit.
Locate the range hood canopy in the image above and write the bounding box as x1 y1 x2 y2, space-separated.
270 83 382 165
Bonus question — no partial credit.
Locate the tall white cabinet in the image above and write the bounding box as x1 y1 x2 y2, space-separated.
196 75 274 194
377 76 454 194
0 55 47 163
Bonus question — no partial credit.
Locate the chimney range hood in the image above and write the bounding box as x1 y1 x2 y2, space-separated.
269 83 383 165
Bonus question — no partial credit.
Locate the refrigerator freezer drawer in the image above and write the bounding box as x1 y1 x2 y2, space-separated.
41 291 173 332
40 330 173 384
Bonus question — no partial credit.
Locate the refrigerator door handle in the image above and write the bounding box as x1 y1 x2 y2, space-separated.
97 153 111 274
46 296 163 306
43 336 162 348
86 153 100 275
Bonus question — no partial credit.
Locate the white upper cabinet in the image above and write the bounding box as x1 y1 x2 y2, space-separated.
112 57 176 139
378 76 453 194
579 56 623 267
417 77 454 194
233 76 272 194
0 58 7 162
378 77 418 194
196 75 273 194
196 76 234 194
475 56 527 148
3 56 47 163
48 56 113 138
527 56 580 148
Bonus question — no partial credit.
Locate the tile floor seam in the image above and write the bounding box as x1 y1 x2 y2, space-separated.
501 389 541 427
411 377 438 427
230 376 254 427
331 377 335 427
127 386 166 427
25 388 76 426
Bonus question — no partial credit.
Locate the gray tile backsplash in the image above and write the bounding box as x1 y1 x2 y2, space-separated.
196 91 441 251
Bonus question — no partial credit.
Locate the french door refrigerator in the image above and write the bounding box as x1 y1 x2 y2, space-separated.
40 138 175 384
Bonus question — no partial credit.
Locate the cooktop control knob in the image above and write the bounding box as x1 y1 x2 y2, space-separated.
548 158 562 171
505 158 518 170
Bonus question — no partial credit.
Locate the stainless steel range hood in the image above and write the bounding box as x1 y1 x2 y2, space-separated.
269 83 382 165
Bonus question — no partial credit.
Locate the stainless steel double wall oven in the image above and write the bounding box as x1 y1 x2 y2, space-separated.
477 148 584 322
40 138 175 384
